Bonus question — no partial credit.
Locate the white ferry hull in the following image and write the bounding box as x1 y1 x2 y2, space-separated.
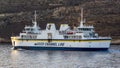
11 38 111 51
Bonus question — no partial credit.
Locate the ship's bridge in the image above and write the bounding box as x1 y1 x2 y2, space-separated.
22 25 40 34
20 25 40 39
76 25 99 39
77 25 94 32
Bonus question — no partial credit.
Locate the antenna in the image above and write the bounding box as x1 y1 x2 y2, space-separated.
80 8 84 27
34 10 37 22
84 18 86 23
33 10 37 27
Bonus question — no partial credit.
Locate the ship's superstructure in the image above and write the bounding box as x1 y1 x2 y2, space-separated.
11 9 111 51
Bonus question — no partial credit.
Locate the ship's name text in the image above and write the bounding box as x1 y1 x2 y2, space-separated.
35 43 64 46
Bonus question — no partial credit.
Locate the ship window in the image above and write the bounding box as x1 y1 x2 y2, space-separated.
78 28 82 31
21 35 26 38
68 36 70 39
83 28 85 30
31 29 34 31
84 35 89 38
21 35 23 38
81 28 83 30
78 28 93 31
78 36 79 38
71 36 73 38
25 28 30 30
88 28 92 31
73 36 75 39
64 36 68 39
68 36 72 39
79 36 81 38
72 36 74 38
86 28 88 31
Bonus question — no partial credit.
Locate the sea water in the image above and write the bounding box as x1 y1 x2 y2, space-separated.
0 44 120 68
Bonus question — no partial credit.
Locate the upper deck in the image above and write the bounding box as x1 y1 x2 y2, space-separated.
12 9 111 40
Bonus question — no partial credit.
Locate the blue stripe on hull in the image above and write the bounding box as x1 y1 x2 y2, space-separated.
13 46 108 51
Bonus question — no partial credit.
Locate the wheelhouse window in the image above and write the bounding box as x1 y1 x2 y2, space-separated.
21 35 37 39
25 28 30 31
78 28 92 31
31 28 34 31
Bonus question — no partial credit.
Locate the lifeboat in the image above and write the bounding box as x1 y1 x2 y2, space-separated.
67 32 73 34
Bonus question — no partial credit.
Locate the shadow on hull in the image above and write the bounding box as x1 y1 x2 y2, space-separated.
13 46 109 51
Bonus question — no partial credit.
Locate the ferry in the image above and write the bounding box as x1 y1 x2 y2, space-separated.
11 9 111 51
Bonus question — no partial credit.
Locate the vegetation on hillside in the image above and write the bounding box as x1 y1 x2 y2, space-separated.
0 0 120 40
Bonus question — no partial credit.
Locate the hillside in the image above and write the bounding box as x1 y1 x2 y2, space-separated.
0 0 120 43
